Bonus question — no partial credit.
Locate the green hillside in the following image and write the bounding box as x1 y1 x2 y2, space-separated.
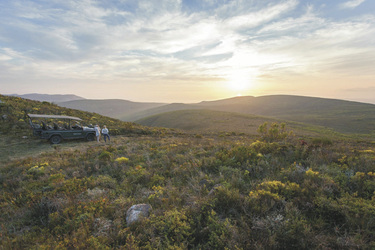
1 94 375 249
131 95 375 135
123 103 197 121
136 109 343 138
0 94 157 136
198 95 375 134
0 95 163 162
58 99 165 120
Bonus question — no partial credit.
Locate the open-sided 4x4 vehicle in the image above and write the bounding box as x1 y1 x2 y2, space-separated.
28 114 96 144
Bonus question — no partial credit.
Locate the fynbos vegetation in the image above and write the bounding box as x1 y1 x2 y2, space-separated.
0 95 374 249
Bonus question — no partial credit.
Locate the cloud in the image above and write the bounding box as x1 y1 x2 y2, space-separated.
222 0 299 30
1 0 375 102
340 0 367 9
1 0 302 62
244 11 375 79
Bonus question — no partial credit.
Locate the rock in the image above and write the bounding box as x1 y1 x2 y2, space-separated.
126 203 152 226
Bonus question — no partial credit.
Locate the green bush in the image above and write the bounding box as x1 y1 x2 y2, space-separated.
98 150 113 162
257 122 292 142
311 137 333 146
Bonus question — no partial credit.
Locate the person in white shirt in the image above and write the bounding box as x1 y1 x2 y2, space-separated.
94 124 101 142
102 125 110 142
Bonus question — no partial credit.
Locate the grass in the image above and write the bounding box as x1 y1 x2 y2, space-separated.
1 131 375 249
0 133 123 164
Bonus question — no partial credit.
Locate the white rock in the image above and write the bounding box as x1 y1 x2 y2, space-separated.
126 203 152 226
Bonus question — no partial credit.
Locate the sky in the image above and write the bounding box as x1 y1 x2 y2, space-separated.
0 0 375 103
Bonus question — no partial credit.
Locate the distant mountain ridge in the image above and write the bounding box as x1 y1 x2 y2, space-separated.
58 99 166 120
10 93 85 103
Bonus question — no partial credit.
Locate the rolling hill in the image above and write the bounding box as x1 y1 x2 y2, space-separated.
197 95 375 134
134 95 375 135
136 109 340 138
58 99 165 120
123 103 198 121
10 93 85 103
18 93 375 135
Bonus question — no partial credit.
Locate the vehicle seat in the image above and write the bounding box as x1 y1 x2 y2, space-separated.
41 121 47 130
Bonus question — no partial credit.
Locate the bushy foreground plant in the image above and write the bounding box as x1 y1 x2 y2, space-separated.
257 122 293 143
1 130 374 249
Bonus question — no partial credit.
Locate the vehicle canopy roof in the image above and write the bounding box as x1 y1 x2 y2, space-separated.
27 114 82 121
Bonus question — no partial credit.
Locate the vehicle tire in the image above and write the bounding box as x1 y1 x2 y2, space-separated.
50 135 62 144
86 133 95 141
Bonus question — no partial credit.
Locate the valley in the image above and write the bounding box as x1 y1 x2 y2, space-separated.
56 95 375 135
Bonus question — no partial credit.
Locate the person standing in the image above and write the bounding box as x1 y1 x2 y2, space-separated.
94 124 101 142
102 125 110 143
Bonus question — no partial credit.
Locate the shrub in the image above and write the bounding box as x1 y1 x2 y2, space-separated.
99 151 113 162
257 122 292 142
250 140 280 154
114 157 129 164
275 206 314 249
248 189 282 214
216 145 257 166
137 209 193 249
189 202 239 249
212 185 244 218
311 137 333 146
93 175 118 189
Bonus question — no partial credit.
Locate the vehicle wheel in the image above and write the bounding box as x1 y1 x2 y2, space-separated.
86 133 95 141
50 135 62 144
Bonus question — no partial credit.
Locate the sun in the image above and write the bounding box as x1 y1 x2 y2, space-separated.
230 81 247 91
227 71 252 93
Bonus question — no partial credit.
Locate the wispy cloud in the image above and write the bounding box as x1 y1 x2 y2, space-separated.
340 0 367 9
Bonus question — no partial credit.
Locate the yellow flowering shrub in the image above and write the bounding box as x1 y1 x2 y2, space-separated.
115 157 129 164
306 169 319 177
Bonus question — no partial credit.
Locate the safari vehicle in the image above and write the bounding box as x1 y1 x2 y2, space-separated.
27 114 96 144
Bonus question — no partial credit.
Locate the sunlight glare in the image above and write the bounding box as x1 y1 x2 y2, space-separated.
227 70 252 92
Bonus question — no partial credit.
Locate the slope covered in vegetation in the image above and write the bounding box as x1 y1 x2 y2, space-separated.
125 95 375 135
1 95 375 249
0 94 155 136
136 109 345 139
0 94 166 162
198 95 375 134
